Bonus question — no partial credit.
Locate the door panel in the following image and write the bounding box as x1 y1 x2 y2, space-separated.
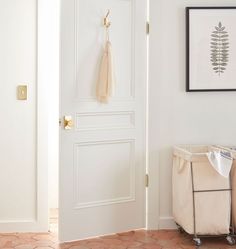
60 0 147 242
74 139 135 208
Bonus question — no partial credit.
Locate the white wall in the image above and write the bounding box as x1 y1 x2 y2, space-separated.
0 0 58 230
149 0 236 229
0 0 37 222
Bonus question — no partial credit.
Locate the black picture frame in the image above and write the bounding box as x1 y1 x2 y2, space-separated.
185 6 236 92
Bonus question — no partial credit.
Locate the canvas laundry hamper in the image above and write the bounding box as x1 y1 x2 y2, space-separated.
173 145 231 236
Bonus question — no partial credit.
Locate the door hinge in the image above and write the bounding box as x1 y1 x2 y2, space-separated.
146 22 150 35
145 174 149 187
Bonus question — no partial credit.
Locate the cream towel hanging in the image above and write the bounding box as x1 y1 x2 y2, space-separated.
97 41 115 103
97 10 115 103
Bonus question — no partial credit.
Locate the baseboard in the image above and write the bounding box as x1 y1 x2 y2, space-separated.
159 217 177 229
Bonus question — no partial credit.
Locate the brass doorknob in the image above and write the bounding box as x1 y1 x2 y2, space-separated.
64 116 73 130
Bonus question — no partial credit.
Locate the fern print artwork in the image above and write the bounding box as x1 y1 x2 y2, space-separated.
211 22 229 76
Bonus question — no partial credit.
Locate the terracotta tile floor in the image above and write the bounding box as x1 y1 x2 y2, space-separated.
0 210 235 249
1 229 236 249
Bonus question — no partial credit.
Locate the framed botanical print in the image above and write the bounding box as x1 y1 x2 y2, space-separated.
186 7 236 91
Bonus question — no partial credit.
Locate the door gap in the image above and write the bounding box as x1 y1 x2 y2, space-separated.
49 208 59 233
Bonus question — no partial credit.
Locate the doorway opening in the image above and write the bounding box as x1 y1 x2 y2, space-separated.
49 208 58 233
47 0 60 236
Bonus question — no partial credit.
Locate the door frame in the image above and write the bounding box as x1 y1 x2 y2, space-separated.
36 0 50 232
146 0 160 231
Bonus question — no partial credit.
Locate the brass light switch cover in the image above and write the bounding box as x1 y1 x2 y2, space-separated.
17 85 27 100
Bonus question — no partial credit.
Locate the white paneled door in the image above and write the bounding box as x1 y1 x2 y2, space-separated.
60 0 147 242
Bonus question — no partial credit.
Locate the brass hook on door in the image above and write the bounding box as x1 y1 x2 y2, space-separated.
103 9 111 28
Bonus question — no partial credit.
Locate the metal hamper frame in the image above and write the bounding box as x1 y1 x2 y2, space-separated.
176 160 236 247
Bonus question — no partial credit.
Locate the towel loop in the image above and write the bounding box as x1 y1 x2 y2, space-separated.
103 9 111 41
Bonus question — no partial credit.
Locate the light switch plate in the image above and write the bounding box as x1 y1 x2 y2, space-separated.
17 85 27 100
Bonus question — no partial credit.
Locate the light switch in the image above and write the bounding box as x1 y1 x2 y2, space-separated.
17 85 27 100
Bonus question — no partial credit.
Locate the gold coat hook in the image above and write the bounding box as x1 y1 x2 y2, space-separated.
103 9 111 28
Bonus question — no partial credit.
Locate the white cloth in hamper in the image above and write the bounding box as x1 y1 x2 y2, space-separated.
207 151 233 178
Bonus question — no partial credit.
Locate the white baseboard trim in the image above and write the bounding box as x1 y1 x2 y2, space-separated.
159 217 177 229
